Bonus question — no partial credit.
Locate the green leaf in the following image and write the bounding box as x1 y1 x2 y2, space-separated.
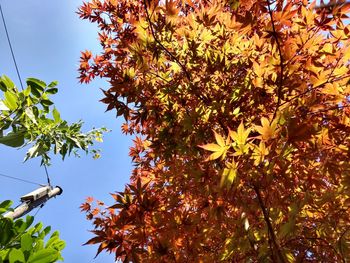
27 78 45 98
0 75 15 92
40 100 53 107
43 226 52 236
46 88 58 95
33 239 44 252
33 222 43 234
13 220 27 234
0 200 12 210
20 233 33 252
27 248 58 263
23 86 31 97
0 131 25 147
9 249 25 263
25 108 37 124
4 91 18 110
52 108 61 123
45 233 64 250
0 200 13 214
30 87 41 98
25 216 34 229
48 81 58 88
25 144 40 161
26 78 46 91
51 240 65 251
0 218 13 245
45 236 58 249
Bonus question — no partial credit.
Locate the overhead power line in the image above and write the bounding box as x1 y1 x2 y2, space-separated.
0 172 44 186
0 3 24 90
0 3 53 186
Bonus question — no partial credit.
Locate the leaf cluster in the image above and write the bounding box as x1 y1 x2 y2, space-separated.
0 200 65 263
0 75 107 165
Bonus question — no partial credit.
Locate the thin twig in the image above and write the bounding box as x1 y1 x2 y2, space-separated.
142 0 191 81
338 227 350 261
267 0 284 121
314 1 350 11
283 236 345 262
309 103 350 116
280 69 350 108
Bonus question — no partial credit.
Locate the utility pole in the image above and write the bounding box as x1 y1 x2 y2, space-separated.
4 185 63 219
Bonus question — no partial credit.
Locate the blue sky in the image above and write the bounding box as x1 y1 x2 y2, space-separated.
0 1 132 262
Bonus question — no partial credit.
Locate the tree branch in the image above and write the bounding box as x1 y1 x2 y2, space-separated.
142 0 191 81
266 0 284 121
253 184 286 263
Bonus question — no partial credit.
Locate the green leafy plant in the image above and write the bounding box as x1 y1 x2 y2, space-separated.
0 75 107 165
0 200 65 263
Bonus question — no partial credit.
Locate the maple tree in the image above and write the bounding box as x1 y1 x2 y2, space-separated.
78 0 350 261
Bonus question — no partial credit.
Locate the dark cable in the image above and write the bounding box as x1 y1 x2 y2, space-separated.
0 172 44 186
33 203 45 217
0 3 24 90
43 164 51 186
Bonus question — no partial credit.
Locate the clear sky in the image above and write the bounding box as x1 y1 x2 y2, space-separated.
0 1 132 262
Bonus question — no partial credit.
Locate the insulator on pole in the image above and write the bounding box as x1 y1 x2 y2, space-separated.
4 186 63 219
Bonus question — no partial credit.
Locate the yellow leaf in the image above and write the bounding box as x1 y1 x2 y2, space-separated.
200 29 215 43
252 141 269 166
255 117 278 141
285 251 295 263
200 131 230 161
310 72 327 88
93 153 101 159
230 122 250 145
199 143 222 152
208 149 226 161
95 136 103 142
232 107 240 115
134 19 149 43
321 43 333 54
169 62 182 74
220 165 237 187
321 83 339 96
214 131 226 147
333 66 348 77
220 159 237 187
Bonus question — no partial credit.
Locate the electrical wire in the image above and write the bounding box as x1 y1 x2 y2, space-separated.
43 164 51 186
0 3 53 186
33 203 45 217
0 3 24 90
0 172 45 186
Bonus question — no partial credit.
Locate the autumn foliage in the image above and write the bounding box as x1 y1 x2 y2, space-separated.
78 0 350 261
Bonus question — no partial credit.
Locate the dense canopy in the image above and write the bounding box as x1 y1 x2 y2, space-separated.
79 0 350 261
